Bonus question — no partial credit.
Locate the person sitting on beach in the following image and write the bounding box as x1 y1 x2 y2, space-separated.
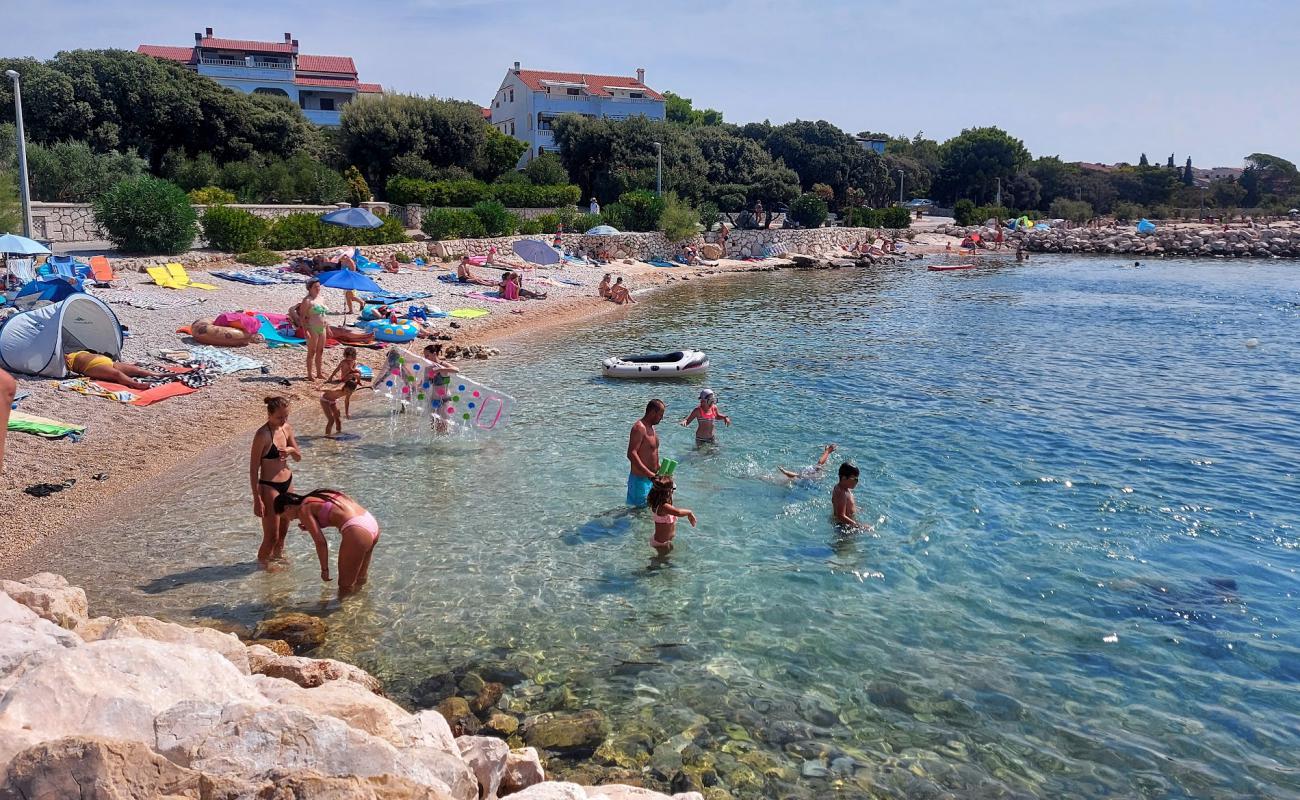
598 274 612 298
383 253 401 274
275 489 379 596
514 272 547 300
647 475 696 556
457 257 497 287
320 378 359 437
63 350 167 391
832 462 872 531
608 277 635 305
485 245 499 265
778 443 837 480
251 396 301 567
0 367 15 470
680 388 731 444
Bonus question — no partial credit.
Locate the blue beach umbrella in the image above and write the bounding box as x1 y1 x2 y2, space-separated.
320 207 384 229
0 233 51 255
512 239 561 266
316 268 383 293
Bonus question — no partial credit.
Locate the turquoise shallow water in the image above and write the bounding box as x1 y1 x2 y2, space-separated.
37 256 1300 798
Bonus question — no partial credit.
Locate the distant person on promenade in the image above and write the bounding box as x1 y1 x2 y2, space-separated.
681 389 731 444
753 200 765 226
0 367 14 470
251 396 301 568
276 489 379 596
590 196 601 215
832 462 873 531
647 475 696 555
627 399 664 505
778 443 837 480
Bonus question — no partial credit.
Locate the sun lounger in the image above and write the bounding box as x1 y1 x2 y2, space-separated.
165 263 217 290
146 266 182 289
88 256 116 286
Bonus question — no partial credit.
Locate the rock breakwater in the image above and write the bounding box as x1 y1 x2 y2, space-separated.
938 222 1300 257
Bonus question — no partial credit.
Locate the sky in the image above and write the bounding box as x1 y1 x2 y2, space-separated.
6 0 1298 167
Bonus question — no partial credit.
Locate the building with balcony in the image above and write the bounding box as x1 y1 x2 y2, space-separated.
138 28 381 126
489 62 665 168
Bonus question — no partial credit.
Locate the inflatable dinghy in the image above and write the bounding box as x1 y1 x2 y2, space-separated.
928 264 976 271
602 350 708 378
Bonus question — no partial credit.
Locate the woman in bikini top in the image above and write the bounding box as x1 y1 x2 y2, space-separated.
276 489 380 596
250 396 300 567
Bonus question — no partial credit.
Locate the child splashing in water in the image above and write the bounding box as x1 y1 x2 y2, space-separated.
647 475 697 555
680 389 731 444
320 378 360 437
778 443 837 480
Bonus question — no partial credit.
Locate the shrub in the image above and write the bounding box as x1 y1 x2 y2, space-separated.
349 214 410 246
386 176 436 206
516 217 544 235
660 192 699 242
1048 198 1094 223
264 213 339 250
534 212 561 233
811 183 835 204
789 193 828 228
524 153 569 185
1112 201 1146 221
877 206 911 229
430 179 492 207
490 182 582 208
574 213 604 233
235 248 283 267
471 200 517 237
344 166 371 207
26 141 146 202
0 169 21 234
201 205 268 252
422 208 486 240
395 251 412 263
94 176 198 254
188 186 237 205
972 205 1011 224
953 199 978 226
844 207 880 228
698 201 721 232
605 190 664 232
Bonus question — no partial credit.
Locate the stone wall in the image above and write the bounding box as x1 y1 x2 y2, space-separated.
30 202 379 244
706 227 902 258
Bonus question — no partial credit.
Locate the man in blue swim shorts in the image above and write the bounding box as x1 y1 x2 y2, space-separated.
626 399 664 506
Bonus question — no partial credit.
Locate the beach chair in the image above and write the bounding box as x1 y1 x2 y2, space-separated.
50 258 86 290
164 263 217 291
88 255 117 286
146 266 182 289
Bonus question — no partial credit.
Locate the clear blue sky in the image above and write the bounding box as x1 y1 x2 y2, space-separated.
9 0 1297 167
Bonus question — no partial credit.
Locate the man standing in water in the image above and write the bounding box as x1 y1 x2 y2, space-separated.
627 399 664 505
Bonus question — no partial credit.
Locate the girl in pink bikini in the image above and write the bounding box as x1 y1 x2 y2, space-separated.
680 388 731 444
647 476 697 555
275 489 380 596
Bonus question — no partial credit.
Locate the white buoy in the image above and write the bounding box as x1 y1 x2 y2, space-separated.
1245 338 1259 348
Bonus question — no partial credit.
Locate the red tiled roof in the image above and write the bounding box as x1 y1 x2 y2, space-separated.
297 54 356 75
200 36 296 54
138 45 194 63
514 69 662 100
359 83 383 94
294 76 359 90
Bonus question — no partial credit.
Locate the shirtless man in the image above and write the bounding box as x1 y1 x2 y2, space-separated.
832 462 873 531
626 399 664 506
457 257 497 287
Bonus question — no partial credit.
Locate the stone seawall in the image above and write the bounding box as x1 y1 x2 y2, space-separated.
935 222 1300 258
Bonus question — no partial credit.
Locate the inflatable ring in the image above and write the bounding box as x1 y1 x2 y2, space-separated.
191 319 255 347
367 319 419 343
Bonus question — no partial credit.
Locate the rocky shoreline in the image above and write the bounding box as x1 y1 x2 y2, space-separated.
937 221 1300 257
0 573 709 800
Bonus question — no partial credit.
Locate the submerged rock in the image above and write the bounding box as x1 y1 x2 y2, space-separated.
437 696 482 737
252 612 327 653
524 710 611 757
482 710 521 738
472 681 505 715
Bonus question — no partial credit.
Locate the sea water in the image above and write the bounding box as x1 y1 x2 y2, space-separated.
37 256 1300 798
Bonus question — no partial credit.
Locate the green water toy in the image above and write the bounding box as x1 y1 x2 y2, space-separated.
657 458 678 477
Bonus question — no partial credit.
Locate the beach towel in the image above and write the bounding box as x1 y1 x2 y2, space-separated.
437 273 460 284
466 291 506 303
7 410 84 440
187 345 265 374
647 259 678 268
359 290 433 304
58 378 133 404
449 308 489 319
254 314 305 348
10 389 30 409
90 379 198 406
211 270 277 286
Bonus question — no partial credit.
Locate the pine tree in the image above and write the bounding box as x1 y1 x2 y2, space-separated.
1182 157 1194 186
1167 153 1175 168
1139 153 1149 167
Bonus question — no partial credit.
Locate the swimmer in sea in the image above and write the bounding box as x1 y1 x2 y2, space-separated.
680 388 730 444
647 475 697 555
778 443 837 480
832 462 873 531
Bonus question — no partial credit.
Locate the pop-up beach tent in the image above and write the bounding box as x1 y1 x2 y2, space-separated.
0 294 123 377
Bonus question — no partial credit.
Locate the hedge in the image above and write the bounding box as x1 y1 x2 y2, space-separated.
201 205 267 252
387 176 581 208
263 211 408 250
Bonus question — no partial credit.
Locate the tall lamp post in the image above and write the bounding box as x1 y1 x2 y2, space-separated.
897 169 904 205
1198 185 1206 222
653 142 662 197
5 70 32 237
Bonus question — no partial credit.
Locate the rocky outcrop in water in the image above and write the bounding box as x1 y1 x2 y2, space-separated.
937 222 1300 257
0 575 705 800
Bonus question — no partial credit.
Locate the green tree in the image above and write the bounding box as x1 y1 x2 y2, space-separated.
344 165 370 206
475 129 528 182
936 127 1030 205
523 152 569 185
93 176 197 254
1209 178 1246 208
25 140 146 201
1138 153 1149 167
1240 153 1298 206
1182 156 1194 186
1048 197 1093 223
1166 154 1175 168
0 169 21 233
663 92 724 126
659 192 699 241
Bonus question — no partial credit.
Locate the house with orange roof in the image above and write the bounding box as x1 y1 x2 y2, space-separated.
489 61 665 168
138 28 381 126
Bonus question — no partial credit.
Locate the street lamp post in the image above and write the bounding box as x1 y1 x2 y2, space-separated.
1198 186 1205 222
897 169 904 205
653 142 662 197
995 176 1002 209
5 70 33 237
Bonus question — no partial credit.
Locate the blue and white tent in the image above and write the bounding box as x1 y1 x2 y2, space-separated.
0 294 122 377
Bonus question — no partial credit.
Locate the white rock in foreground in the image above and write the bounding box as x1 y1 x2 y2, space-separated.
0 573 88 629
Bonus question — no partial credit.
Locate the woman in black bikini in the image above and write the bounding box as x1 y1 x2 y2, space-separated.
250 396 301 568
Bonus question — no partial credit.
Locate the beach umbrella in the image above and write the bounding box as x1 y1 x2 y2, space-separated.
317 268 382 294
512 239 561 266
585 224 620 235
320 207 384 229
0 233 50 255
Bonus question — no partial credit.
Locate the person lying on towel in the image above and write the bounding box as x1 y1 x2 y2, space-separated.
64 350 167 391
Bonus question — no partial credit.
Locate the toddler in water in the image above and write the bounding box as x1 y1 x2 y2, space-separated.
327 348 365 414
778 443 837 480
320 379 360 437
647 475 697 555
681 389 731 444
832 462 873 531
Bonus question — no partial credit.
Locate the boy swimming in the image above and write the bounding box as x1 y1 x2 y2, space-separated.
832 462 873 531
778 443 836 480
